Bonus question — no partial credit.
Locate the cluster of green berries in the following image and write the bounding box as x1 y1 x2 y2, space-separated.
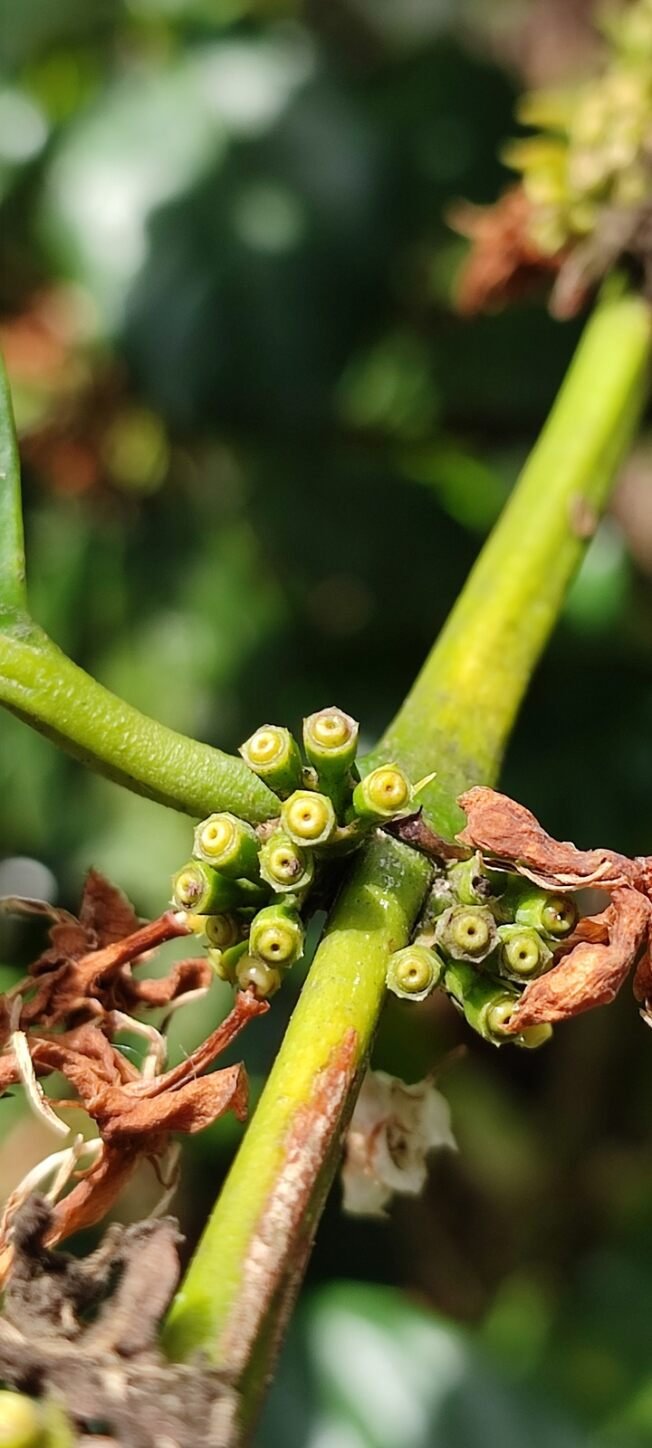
387 851 578 1050
171 708 414 999
504 0 652 255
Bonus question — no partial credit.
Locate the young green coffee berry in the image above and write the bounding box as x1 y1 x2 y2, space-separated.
204 912 242 951
281 789 337 848
235 954 282 998
209 939 249 984
498 924 553 980
351 764 412 823
239 724 303 797
517 1021 554 1050
447 851 498 907
444 960 552 1048
303 706 359 813
193 812 260 880
172 860 243 914
513 886 578 939
249 903 304 967
386 944 445 1002
258 831 315 894
444 960 520 1046
0 1391 42 1448
435 904 497 962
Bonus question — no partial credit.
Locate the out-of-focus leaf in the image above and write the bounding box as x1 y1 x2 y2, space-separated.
259 1283 588 1448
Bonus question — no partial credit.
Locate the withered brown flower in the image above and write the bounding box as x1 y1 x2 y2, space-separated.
457 786 652 1029
0 872 266 1272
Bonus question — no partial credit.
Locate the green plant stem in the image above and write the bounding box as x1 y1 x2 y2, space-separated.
0 620 278 823
163 291 650 1434
373 290 651 837
0 352 27 618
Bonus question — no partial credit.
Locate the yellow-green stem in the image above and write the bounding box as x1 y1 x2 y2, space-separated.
373 290 652 836
0 353 27 619
0 620 278 823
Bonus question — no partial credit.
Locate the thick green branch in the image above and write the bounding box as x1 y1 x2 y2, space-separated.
0 352 27 618
374 290 652 836
0 620 278 823
164 834 431 1370
164 291 651 1431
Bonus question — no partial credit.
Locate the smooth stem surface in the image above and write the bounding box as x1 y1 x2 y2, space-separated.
0 351 27 617
164 291 650 1430
373 291 652 837
0 620 278 823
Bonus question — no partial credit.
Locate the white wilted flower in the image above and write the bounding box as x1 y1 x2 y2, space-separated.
341 1069 457 1218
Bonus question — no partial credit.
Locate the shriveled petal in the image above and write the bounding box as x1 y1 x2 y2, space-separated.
48 1143 143 1246
117 957 213 1009
458 786 637 890
104 1064 248 1139
633 941 652 1003
509 887 650 1028
78 869 140 946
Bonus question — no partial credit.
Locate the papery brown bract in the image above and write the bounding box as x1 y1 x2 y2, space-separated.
458 786 638 890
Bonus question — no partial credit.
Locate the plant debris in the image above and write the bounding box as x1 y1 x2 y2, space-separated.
0 873 267 1275
0 1197 236 1447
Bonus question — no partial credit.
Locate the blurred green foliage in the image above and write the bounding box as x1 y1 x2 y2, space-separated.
0 2 651 1443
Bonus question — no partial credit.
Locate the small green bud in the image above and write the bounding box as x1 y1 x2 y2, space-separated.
498 924 553 980
281 789 337 848
249 903 304 967
435 904 497 962
351 765 412 823
303 706 359 814
447 851 499 906
209 939 249 984
0 1392 42 1448
235 954 282 999
204 912 242 951
172 860 242 914
386 944 445 1002
193 812 260 880
239 724 303 797
258 831 315 894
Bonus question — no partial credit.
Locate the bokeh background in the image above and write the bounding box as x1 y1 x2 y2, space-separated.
0 2 651 1444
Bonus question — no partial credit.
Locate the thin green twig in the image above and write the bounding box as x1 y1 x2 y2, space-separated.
0 351 27 618
0 621 279 823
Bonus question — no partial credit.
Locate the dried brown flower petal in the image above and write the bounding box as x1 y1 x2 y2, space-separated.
0 993 266 1261
458 786 638 890
451 187 564 316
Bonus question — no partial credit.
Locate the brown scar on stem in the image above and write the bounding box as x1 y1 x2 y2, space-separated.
216 1030 360 1392
569 494 599 540
387 811 470 862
